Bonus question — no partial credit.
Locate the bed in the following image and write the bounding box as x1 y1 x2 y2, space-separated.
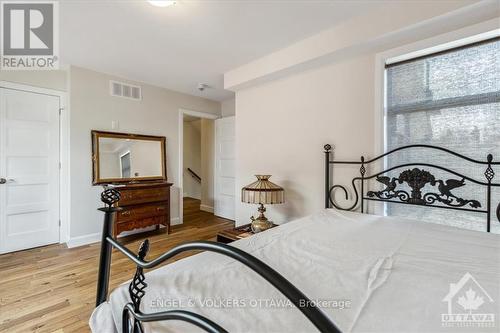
90 145 500 333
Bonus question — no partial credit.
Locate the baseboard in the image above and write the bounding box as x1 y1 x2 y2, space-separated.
66 217 182 248
200 205 214 213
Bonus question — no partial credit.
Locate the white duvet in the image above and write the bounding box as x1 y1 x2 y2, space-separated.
90 210 500 333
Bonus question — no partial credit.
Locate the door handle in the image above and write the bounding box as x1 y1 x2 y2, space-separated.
0 178 15 184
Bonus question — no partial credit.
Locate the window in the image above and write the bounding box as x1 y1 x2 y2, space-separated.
384 37 499 233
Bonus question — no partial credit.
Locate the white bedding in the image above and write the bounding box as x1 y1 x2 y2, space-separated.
90 210 500 333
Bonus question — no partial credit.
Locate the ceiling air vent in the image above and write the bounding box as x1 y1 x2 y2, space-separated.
109 80 142 101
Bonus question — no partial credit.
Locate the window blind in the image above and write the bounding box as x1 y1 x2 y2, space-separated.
384 37 499 233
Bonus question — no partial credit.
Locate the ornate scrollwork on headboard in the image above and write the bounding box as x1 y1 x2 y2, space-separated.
366 168 481 208
324 144 500 232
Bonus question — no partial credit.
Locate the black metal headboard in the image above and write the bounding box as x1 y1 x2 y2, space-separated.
324 144 500 232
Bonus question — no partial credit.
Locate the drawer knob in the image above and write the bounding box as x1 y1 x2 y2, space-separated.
122 211 131 216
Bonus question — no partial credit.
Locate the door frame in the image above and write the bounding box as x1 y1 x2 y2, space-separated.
0 81 70 245
178 108 218 225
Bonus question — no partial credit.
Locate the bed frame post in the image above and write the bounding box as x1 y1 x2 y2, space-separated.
96 189 121 307
324 144 332 208
360 156 365 213
485 154 494 233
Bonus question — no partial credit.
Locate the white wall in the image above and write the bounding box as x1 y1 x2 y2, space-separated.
221 98 235 117
236 54 375 225
200 119 215 211
229 2 499 226
99 152 121 178
127 141 163 177
70 66 220 239
183 120 202 199
0 70 67 92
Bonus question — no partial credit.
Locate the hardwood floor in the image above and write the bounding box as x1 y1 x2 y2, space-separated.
0 198 233 333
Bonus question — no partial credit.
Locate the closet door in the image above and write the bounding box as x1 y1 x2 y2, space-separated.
0 88 60 253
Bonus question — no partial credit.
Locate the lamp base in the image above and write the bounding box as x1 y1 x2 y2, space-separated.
250 203 273 233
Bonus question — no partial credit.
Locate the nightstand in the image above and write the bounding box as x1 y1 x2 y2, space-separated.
216 223 277 244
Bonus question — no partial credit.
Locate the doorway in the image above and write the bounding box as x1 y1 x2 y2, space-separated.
178 109 218 224
0 85 63 253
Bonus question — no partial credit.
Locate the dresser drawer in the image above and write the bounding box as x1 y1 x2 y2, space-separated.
118 186 169 206
115 215 168 235
110 182 172 237
116 203 168 222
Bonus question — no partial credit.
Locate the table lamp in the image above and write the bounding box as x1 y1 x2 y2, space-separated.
241 175 284 233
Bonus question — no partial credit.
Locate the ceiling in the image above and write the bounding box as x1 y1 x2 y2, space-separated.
60 0 376 101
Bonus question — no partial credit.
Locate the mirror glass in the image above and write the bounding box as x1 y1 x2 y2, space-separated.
96 136 164 182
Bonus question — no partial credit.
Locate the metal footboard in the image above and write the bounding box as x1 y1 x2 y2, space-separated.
95 189 341 333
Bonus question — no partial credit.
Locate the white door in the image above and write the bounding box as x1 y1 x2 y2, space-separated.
0 88 60 253
214 116 235 220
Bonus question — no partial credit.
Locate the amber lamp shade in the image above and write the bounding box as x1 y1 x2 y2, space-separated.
241 175 284 233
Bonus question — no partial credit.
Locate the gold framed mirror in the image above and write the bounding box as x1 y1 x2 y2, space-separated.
91 130 167 185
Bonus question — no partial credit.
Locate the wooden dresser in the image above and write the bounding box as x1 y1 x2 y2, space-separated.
112 182 173 237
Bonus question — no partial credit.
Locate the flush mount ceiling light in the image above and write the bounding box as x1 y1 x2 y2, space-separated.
148 0 176 7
